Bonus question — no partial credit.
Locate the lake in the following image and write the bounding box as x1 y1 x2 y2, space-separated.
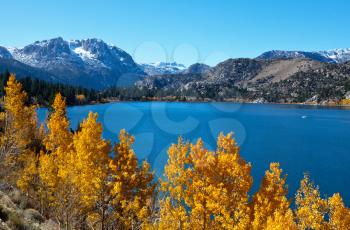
38 102 350 205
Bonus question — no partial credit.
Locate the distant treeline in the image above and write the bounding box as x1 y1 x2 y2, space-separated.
0 71 224 106
0 71 101 105
0 71 174 106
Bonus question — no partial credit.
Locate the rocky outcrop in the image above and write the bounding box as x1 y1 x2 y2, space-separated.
0 187 58 230
136 58 350 103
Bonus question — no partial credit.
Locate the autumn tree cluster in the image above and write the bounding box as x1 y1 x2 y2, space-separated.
0 74 349 229
0 74 155 229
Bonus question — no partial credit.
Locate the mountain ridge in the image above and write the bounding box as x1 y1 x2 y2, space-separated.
139 62 186 75
1 37 350 99
256 49 350 63
1 37 146 89
136 58 350 104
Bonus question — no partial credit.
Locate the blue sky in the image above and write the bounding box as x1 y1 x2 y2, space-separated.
1 0 350 66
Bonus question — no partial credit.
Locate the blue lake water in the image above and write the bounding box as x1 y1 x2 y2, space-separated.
37 102 350 205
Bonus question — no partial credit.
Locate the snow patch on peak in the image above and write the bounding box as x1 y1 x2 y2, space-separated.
258 48 350 63
73 47 96 60
152 62 186 69
317 48 350 63
139 62 187 75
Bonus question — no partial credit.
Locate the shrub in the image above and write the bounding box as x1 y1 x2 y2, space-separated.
7 212 27 230
8 190 33 210
23 209 44 223
0 192 16 210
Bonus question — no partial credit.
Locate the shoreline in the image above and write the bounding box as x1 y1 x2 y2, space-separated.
64 97 350 109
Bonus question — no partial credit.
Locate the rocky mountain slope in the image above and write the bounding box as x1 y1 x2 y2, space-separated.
139 62 186 75
182 63 211 74
1 38 350 102
0 58 60 83
1 37 146 89
139 62 211 76
136 58 350 103
257 48 350 63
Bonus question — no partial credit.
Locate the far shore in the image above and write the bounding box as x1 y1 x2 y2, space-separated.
60 97 350 109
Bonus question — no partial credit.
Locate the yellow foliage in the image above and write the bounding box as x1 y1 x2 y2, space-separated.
38 93 87 228
110 129 156 229
295 173 328 229
160 133 252 229
40 94 72 192
40 93 73 194
2 74 37 152
75 94 86 103
2 76 350 229
251 163 289 229
38 151 57 191
71 112 111 207
44 92 72 152
340 98 350 105
17 151 40 192
159 137 190 229
328 193 350 229
0 74 41 194
265 209 298 230
38 95 156 229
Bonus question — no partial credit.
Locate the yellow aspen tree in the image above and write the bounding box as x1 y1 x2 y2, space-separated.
251 163 290 229
110 130 156 229
327 193 350 229
187 133 252 229
44 92 72 152
0 74 49 217
1 74 37 163
40 146 86 229
1 74 41 192
295 174 328 229
159 137 190 229
160 133 252 230
186 138 219 229
71 112 112 229
2 74 37 152
38 93 83 227
40 92 72 192
265 209 298 230
16 151 40 193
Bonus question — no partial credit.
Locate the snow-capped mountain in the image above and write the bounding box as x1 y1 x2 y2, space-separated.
257 49 350 63
317 48 350 63
139 62 186 75
2 37 146 89
0 46 12 59
2 38 350 89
